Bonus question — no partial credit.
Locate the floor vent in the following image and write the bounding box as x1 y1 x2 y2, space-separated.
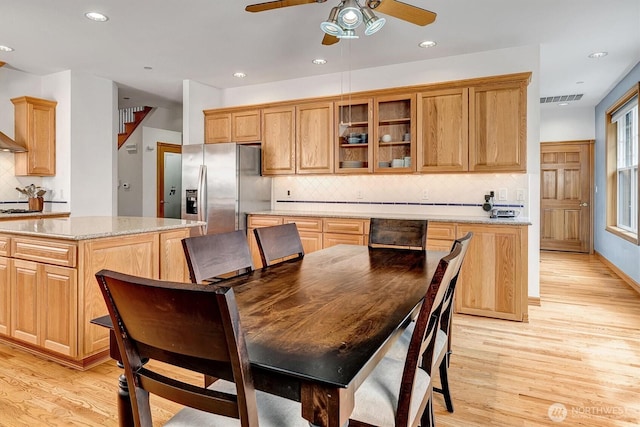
540 94 584 104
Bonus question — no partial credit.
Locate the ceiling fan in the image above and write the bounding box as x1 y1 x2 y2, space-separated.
245 0 436 45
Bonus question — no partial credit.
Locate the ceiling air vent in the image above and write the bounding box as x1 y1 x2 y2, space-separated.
540 94 584 104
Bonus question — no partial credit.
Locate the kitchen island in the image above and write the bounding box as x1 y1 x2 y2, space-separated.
0 216 204 370
248 211 531 322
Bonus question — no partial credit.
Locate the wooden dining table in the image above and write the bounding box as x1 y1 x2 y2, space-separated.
94 244 445 427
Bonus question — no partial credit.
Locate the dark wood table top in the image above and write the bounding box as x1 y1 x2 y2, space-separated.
221 244 444 389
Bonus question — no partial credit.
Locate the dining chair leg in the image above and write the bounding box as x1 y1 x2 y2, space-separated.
421 396 435 427
437 351 454 413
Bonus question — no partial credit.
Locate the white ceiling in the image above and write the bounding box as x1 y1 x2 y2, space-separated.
1 0 639 110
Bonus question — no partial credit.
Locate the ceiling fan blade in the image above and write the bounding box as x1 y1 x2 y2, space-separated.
0 61 5 68
368 0 436 26
246 0 326 13
322 33 340 46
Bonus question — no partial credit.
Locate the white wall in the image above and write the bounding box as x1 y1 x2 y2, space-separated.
184 45 542 297
540 106 595 142
183 80 221 146
117 106 183 216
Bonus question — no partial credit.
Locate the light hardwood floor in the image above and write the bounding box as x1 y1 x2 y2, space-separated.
0 251 639 426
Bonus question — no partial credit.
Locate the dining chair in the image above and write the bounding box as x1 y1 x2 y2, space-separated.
253 223 304 266
95 269 307 427
348 241 463 427
368 218 428 250
182 230 254 283
386 232 473 417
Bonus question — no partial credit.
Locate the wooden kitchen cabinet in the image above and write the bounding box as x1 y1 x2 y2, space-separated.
335 99 373 173
454 223 528 321
247 215 284 268
426 222 456 251
205 109 261 143
323 218 369 248
373 94 416 173
12 96 57 176
262 106 296 175
10 258 77 357
0 257 9 335
204 112 231 143
417 88 469 172
469 80 527 172
296 102 334 174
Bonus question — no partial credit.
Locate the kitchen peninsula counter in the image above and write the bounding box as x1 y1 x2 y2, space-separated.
0 216 204 370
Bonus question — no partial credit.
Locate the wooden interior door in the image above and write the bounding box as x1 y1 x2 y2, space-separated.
540 141 593 252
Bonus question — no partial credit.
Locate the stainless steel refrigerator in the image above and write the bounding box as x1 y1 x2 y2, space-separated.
181 143 271 235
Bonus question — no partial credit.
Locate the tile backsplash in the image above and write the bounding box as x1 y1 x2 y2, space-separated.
273 174 530 217
0 152 44 208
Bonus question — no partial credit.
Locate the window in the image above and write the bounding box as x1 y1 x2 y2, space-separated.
606 84 640 244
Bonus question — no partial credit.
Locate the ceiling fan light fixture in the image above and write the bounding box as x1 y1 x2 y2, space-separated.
321 7 345 37
0 45 14 52
362 7 385 35
338 29 359 39
337 0 363 29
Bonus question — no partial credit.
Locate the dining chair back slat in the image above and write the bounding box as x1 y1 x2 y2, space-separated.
368 218 428 250
182 230 253 283
253 223 304 266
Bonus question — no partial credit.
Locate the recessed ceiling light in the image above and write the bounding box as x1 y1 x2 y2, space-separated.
588 51 608 59
0 45 14 52
418 40 437 48
576 81 584 84
233 72 247 78
123 97 130 100
143 66 153 70
85 12 109 22
312 58 327 65
558 102 569 106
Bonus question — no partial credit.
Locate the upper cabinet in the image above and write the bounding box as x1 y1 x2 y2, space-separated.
202 72 531 176
469 81 527 172
204 109 261 143
232 109 261 143
296 102 334 174
262 106 296 175
416 75 528 173
416 88 468 173
374 94 416 173
12 96 57 176
335 98 373 174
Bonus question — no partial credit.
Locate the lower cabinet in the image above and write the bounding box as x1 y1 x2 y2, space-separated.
10 259 77 356
455 224 528 322
0 257 8 335
426 222 456 251
0 227 192 369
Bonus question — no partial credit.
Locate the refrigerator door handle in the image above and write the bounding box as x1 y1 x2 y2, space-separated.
198 164 207 235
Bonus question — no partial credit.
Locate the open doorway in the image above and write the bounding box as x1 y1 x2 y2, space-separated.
157 142 182 218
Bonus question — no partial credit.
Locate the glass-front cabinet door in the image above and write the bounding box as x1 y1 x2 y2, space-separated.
335 99 373 173
373 94 416 173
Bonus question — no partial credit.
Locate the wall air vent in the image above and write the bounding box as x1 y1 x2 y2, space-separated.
540 94 584 104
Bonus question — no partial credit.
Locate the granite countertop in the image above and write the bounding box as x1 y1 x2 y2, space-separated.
249 210 532 226
0 216 206 240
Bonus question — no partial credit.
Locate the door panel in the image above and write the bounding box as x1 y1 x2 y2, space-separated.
540 141 593 252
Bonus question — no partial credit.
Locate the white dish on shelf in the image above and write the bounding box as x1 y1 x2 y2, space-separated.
341 161 364 168
378 161 391 168
391 159 404 168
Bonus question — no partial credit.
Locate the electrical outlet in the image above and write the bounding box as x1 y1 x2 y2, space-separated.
422 189 429 200
516 189 525 201
286 190 292 199
498 188 507 201
356 190 363 199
